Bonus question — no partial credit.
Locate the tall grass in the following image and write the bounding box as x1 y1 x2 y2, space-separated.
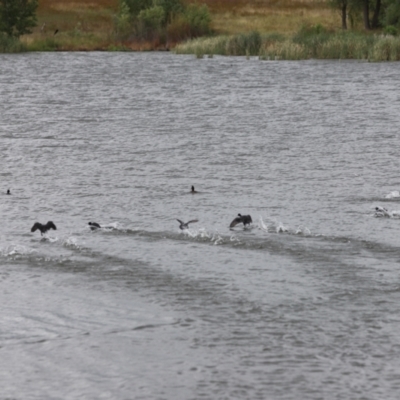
0 34 27 52
200 0 337 35
175 31 262 56
24 29 114 51
20 0 116 50
175 30 400 61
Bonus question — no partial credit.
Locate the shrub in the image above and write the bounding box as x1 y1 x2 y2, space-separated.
0 0 38 37
226 31 262 55
0 32 26 52
26 36 59 51
123 0 152 18
383 25 398 36
167 3 211 42
174 35 229 54
153 0 184 24
138 6 165 29
114 0 132 39
183 4 211 37
136 5 165 39
382 0 400 30
370 36 400 61
176 30 400 61
292 24 332 57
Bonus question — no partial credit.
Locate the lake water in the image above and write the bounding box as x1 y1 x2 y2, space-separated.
1 52 400 399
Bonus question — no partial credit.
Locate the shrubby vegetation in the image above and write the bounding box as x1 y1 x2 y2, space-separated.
175 28 400 61
0 0 38 52
114 0 211 46
0 0 38 38
0 32 26 51
0 0 399 56
329 0 400 33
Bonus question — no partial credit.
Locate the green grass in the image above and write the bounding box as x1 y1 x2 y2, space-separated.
25 31 112 51
0 34 27 52
0 0 397 58
175 30 400 61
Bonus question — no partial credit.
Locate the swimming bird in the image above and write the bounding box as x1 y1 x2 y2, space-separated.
6 189 10 195
88 222 101 230
191 186 198 193
31 221 57 235
375 206 391 217
177 219 198 229
229 214 253 228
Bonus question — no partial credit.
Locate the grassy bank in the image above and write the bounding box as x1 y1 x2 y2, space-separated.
21 0 117 50
174 30 400 61
201 0 337 35
17 0 339 51
9 0 400 59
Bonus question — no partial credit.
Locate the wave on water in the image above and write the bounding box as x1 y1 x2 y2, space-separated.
2 214 399 272
348 191 400 204
88 221 124 233
385 190 400 199
62 236 84 250
1 244 37 258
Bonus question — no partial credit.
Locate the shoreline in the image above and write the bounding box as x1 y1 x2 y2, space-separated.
0 0 397 61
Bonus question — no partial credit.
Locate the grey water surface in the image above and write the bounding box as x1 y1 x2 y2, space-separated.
1 52 400 399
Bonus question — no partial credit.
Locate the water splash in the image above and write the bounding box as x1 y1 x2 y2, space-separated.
1 244 37 258
275 222 289 233
385 190 400 199
230 235 241 244
211 232 224 245
258 216 269 232
63 236 83 249
295 226 311 235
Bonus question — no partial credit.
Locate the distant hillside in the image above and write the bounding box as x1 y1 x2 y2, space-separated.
198 0 337 34
22 0 338 50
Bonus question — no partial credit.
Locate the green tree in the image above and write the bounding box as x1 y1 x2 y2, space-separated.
382 0 400 30
153 0 183 25
115 0 132 38
123 0 153 18
331 0 385 30
183 4 211 36
0 0 38 37
329 0 350 29
137 5 164 38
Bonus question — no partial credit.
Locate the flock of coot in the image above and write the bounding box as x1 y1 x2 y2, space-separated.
18 186 253 236
8 187 394 236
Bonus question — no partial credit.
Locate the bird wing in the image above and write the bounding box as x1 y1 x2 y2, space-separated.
31 222 40 232
187 220 198 225
177 219 184 225
48 221 57 230
229 217 240 228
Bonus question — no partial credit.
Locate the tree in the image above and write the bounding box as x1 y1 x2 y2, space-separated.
153 0 183 25
329 0 352 29
0 0 38 37
371 0 382 28
123 0 153 19
382 0 400 30
331 0 386 30
360 0 383 29
358 0 371 29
